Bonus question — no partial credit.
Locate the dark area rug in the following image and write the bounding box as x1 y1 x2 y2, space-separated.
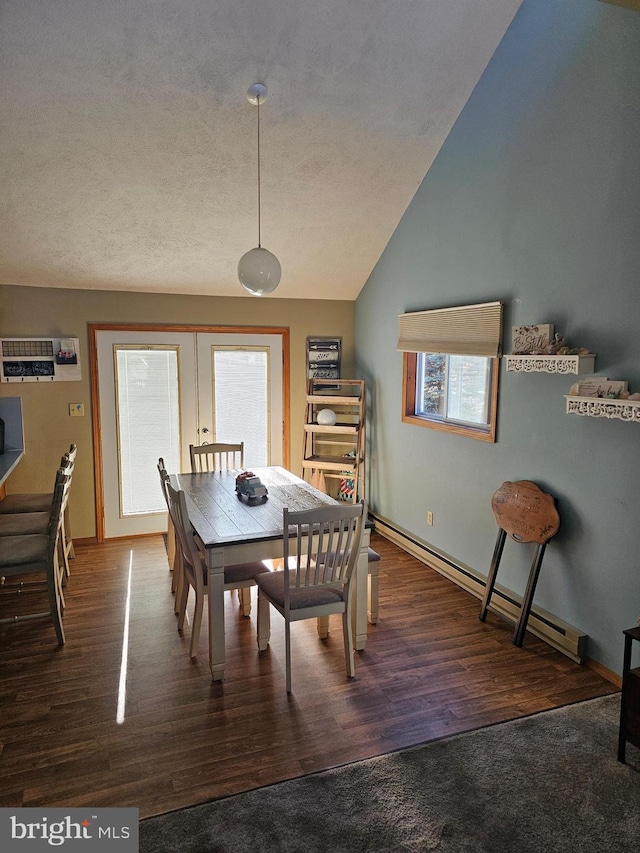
140 694 639 852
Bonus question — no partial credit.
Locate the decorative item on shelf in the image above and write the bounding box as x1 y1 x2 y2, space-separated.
506 326 595 374
307 337 341 381
339 472 355 501
511 324 554 355
237 83 282 297
565 383 640 422
528 333 591 357
510 325 591 357
316 408 337 426
571 379 629 399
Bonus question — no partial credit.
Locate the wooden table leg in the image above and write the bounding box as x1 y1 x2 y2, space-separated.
353 529 370 651
207 551 227 682
257 589 271 652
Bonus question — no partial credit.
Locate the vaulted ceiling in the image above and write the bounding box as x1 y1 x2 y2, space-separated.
0 1 524 300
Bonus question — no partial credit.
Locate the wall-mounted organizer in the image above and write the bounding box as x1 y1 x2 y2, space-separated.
565 396 640 423
505 354 596 374
1 337 81 382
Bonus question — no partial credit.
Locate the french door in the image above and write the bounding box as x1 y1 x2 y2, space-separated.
94 327 286 539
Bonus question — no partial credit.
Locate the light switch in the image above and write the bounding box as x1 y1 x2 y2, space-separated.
69 403 84 417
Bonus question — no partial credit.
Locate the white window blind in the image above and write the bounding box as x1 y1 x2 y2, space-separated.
397 301 503 357
115 347 181 517
212 347 270 468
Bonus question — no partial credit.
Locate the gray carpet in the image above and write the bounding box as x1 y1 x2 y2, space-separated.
140 694 639 852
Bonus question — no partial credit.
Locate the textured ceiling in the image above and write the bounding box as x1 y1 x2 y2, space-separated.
0 0 523 300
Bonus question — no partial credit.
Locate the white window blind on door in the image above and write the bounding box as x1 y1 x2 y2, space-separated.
115 347 181 516
212 347 270 468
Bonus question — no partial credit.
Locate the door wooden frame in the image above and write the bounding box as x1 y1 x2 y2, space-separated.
89 323 290 542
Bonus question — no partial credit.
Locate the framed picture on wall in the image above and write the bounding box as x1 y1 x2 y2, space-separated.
306 337 341 381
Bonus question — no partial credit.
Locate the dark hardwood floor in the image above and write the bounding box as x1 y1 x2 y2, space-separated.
0 532 618 818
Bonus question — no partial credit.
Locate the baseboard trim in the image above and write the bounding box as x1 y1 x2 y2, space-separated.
370 511 588 664
74 536 98 546
586 657 621 688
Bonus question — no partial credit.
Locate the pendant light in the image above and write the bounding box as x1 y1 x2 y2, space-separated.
237 83 282 296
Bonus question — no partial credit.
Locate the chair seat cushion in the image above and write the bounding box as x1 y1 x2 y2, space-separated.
0 493 52 514
0 533 48 568
256 570 345 610
0 512 49 536
223 561 271 584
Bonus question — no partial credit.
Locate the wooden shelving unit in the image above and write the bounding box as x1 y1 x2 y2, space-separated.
505 354 596 374
301 379 365 502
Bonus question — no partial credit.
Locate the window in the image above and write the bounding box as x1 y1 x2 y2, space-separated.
402 351 499 442
115 346 182 516
211 346 270 468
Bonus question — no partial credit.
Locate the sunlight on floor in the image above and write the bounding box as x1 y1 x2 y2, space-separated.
116 550 133 725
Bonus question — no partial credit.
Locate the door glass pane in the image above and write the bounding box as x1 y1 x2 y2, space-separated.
212 347 269 468
115 347 181 516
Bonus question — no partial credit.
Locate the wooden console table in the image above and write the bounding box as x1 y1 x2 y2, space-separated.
618 626 640 763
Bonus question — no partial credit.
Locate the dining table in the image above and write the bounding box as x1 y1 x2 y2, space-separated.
170 465 371 682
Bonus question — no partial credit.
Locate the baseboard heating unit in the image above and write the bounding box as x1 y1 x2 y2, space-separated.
370 511 587 664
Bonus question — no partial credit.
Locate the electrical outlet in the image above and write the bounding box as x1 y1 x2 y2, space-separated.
69 403 84 417
427 511 433 526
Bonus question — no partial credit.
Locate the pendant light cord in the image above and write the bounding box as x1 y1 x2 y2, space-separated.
257 94 262 249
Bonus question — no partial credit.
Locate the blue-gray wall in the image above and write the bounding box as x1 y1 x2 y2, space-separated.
355 0 640 675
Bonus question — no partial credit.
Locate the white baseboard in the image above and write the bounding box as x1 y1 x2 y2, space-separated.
370 511 587 664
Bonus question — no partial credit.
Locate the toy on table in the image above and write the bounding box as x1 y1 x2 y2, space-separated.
235 471 268 502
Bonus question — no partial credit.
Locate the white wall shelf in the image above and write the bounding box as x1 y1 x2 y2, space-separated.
505 354 596 374
565 395 640 423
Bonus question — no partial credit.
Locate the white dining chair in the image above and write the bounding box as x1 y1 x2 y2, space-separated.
189 442 244 473
0 444 77 581
166 478 271 659
256 500 366 693
0 468 70 644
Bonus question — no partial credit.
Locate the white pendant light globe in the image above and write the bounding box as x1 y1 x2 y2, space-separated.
238 246 282 296
238 83 282 297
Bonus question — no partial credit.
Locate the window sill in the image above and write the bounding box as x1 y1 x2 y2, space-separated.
401 412 496 442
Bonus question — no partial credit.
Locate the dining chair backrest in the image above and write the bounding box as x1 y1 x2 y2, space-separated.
39 468 70 643
50 471 70 546
57 457 74 522
157 457 170 508
165 479 205 596
282 500 366 605
189 442 244 473
66 443 78 470
0 468 71 645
